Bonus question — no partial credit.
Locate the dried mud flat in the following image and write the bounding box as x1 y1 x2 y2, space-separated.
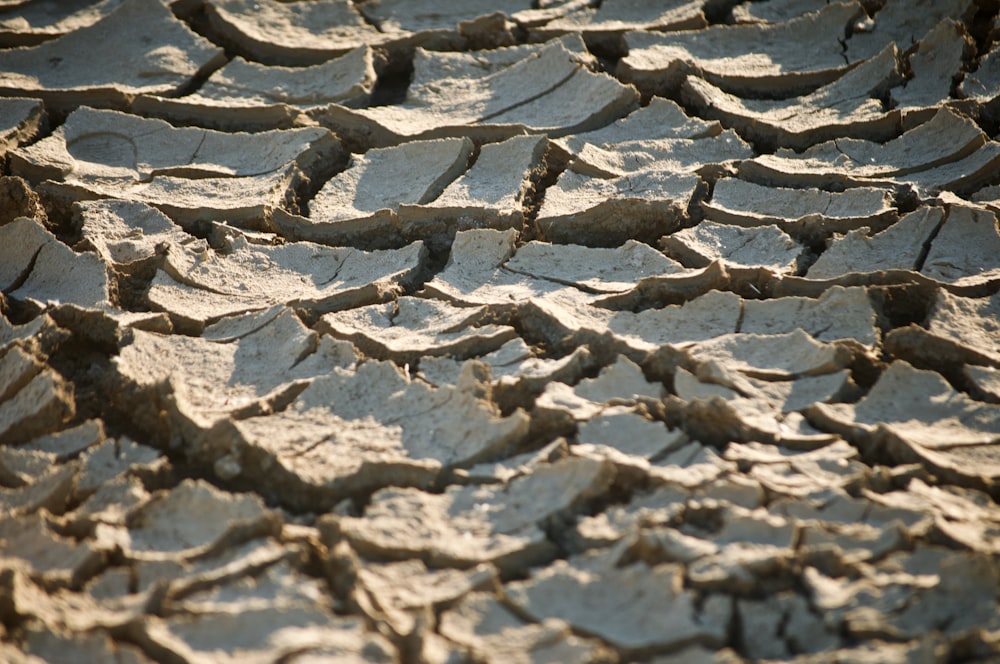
2 0 1000 662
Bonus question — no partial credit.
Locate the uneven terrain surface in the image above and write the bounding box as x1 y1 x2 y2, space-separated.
2 0 1000 662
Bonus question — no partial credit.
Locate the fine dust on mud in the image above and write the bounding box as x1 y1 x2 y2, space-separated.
2 1 1000 662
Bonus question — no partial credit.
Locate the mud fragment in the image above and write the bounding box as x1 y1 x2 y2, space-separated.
205 361 530 509
357 560 496 637
889 20 971 124
844 0 974 62
147 237 426 333
664 220 805 274
318 297 515 363
536 168 699 245
682 45 901 151
312 41 639 148
334 456 613 571
554 97 722 162
205 0 391 65
739 108 996 194
116 479 279 562
531 0 705 42
0 0 224 113
133 46 376 131
619 2 862 96
506 554 725 653
439 591 609 663
702 178 897 241
274 137 472 248
806 206 943 279
741 286 879 347
115 307 355 441
398 134 547 247
921 203 1000 286
887 290 1000 367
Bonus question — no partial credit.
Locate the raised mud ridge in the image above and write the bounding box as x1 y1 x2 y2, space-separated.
2 1 1000 662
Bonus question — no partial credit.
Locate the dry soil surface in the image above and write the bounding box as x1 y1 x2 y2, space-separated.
2 1 1000 663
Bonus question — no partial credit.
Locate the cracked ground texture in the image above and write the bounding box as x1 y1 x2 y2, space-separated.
2 0 1000 662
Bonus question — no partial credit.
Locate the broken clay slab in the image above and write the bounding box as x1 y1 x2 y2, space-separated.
534 356 665 426
731 0 834 24
883 290 1000 369
740 286 880 348
529 0 706 50
146 236 426 333
75 199 189 269
316 296 517 364
0 0 225 113
618 2 863 97
738 108 996 195
600 289 742 355
505 555 726 652
888 20 972 125
358 0 529 43
536 168 699 246
418 340 594 400
843 0 975 62
116 478 279 563
202 361 530 511
662 220 805 275
0 511 104 589
12 107 342 230
11 106 340 185
114 307 356 441
405 35 593 103
553 96 722 163
920 203 1000 287
132 46 376 132
808 361 1000 485
566 129 754 180
138 608 396 664
273 137 472 249
702 178 897 242
312 41 639 148
686 328 855 381
205 0 393 66
0 0 129 47
680 44 902 151
439 590 609 662
806 206 944 280
421 228 622 310
0 97 45 158
357 559 496 638
397 134 547 249
0 216 110 311
332 456 613 571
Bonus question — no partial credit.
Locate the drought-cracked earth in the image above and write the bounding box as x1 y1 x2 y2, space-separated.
2 0 1000 662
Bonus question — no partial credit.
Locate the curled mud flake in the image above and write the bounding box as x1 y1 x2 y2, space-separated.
133 46 376 132
208 360 530 510
274 137 472 249
206 0 391 65
806 207 943 280
506 555 726 653
0 0 225 113
920 204 1000 287
334 456 613 572
536 167 699 245
619 3 860 97
312 40 638 149
317 296 516 364
120 479 279 563
682 45 902 152
439 590 610 662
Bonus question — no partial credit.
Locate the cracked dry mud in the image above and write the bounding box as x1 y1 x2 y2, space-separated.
1 1 1000 663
